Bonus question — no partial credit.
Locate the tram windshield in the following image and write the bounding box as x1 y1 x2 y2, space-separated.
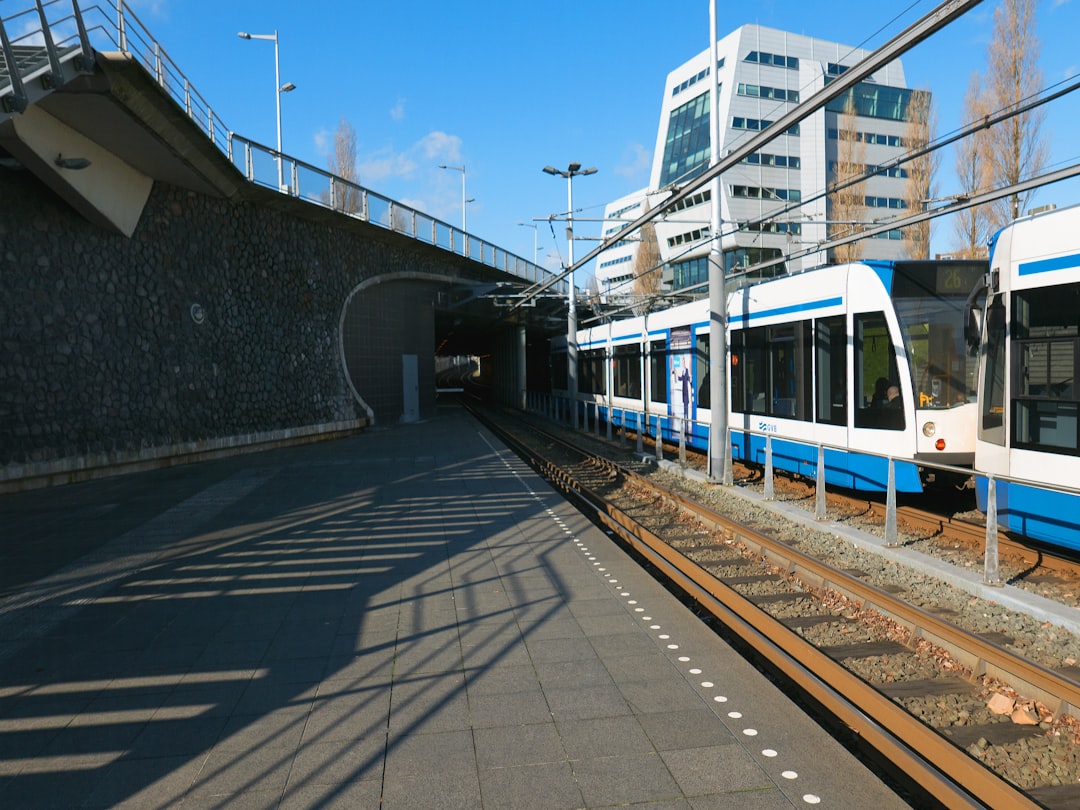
890 261 987 410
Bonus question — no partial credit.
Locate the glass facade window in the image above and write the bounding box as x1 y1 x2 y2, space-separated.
738 83 799 103
826 83 914 122
744 50 798 70
667 227 711 248
598 255 632 270
673 66 710 97
828 161 906 178
743 220 802 236
609 201 641 219
660 92 712 187
726 247 785 278
733 117 799 136
865 197 907 210
671 257 709 290
745 153 800 169
668 189 711 213
731 185 801 202
827 129 905 148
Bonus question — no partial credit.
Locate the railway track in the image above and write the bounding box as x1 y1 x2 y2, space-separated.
618 421 1080 587
466 400 1080 809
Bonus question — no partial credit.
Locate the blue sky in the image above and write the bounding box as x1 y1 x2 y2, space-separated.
117 0 1079 275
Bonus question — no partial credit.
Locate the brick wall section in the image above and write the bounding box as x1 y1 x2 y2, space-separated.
0 168 452 484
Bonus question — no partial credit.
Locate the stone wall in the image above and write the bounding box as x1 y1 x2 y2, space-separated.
0 168 449 486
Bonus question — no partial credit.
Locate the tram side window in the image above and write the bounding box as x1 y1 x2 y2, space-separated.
578 348 607 395
696 334 710 409
854 311 904 430
730 323 810 419
1012 284 1080 454
768 322 811 420
815 316 846 425
732 328 767 413
613 344 642 399
650 340 668 403
979 294 1006 444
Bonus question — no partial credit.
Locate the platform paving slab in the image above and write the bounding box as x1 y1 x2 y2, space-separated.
0 403 913 808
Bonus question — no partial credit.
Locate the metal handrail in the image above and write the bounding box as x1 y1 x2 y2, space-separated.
0 0 566 295
534 391 1080 587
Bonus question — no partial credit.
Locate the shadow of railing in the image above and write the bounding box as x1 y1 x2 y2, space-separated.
0 426 573 806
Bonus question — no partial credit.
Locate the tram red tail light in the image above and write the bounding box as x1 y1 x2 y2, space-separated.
935 438 946 451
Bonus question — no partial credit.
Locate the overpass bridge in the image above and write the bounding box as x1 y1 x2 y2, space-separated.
0 1 574 490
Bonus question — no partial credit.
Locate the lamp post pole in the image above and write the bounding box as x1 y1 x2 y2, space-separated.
438 164 468 233
238 30 295 191
543 162 597 430
707 0 730 484
517 221 540 264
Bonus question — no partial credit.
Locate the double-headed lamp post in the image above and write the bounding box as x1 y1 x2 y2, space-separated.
516 221 540 264
543 162 597 430
438 164 471 233
238 30 296 191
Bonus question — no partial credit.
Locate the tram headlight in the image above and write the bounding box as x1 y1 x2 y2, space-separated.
921 421 936 438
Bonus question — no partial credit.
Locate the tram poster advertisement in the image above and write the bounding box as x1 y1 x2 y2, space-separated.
669 327 693 438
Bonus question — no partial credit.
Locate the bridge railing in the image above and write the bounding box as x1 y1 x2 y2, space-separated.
227 134 562 289
4 0 566 295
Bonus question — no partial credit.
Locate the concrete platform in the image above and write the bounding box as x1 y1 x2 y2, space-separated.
0 402 911 808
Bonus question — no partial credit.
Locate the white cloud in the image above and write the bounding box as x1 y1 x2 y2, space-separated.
417 131 462 162
390 98 407 121
358 149 418 183
614 142 651 179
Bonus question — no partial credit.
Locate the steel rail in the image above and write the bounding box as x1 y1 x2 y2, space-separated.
627 465 1080 718
470 404 1040 809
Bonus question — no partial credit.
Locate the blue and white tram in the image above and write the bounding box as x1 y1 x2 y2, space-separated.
554 258 986 492
974 203 1080 551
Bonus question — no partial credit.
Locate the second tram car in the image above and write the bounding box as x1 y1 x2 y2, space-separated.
974 203 1080 551
553 259 986 492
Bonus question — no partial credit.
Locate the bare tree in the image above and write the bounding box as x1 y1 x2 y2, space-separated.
984 0 1048 227
327 116 361 214
952 73 993 258
632 208 662 302
828 95 866 263
902 88 937 259
584 273 602 312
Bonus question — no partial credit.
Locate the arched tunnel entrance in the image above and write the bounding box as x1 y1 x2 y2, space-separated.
341 274 559 424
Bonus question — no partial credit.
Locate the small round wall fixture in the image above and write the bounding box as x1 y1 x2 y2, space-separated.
190 303 206 324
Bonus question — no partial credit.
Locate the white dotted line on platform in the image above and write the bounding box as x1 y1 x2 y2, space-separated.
496 447 822 806
594 533 823 806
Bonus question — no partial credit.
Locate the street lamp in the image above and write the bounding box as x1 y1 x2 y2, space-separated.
543 162 597 430
517 221 540 264
238 30 296 191
438 164 469 233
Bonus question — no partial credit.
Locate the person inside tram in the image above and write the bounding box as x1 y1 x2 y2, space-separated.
885 385 902 408
870 377 890 408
